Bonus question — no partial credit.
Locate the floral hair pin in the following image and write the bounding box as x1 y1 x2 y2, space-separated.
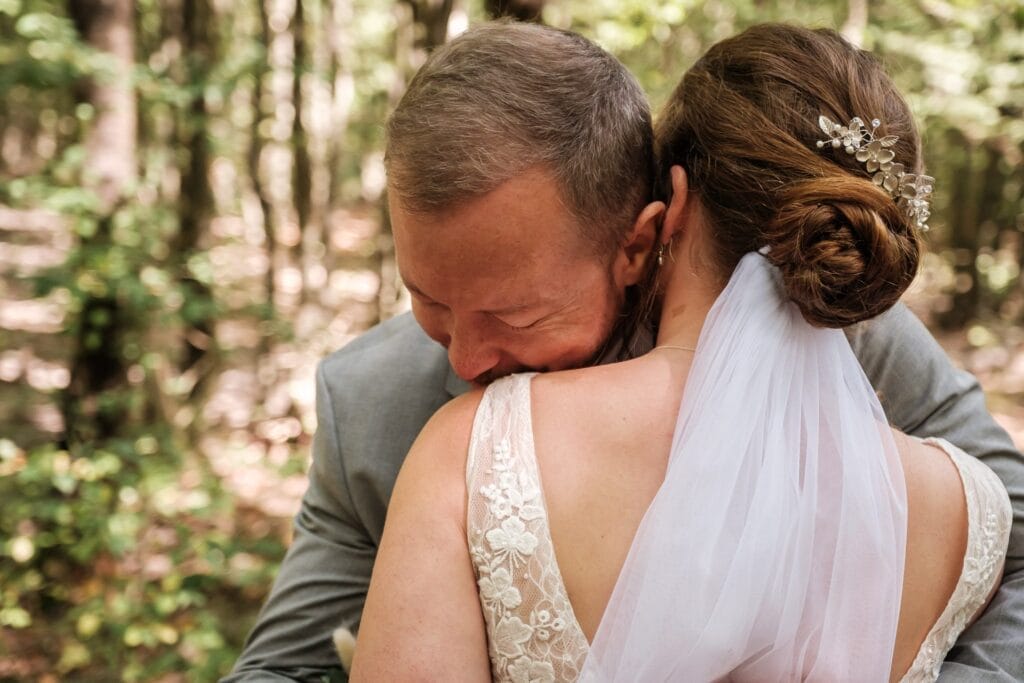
816 115 934 231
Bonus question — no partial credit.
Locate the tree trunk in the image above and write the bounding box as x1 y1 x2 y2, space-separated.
398 0 454 57
484 0 544 22
176 0 216 396
376 0 457 321
976 140 1010 315
68 0 137 211
297 0 333 302
292 0 314 300
264 0 302 314
326 0 354 211
939 130 981 329
840 0 868 47
250 0 276 312
64 0 136 446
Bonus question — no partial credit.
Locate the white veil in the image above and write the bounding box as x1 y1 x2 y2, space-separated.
581 252 908 682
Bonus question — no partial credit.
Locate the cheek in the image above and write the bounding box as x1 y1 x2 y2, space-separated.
567 288 622 348
515 315 613 366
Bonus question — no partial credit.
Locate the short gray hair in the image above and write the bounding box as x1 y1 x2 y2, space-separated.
385 20 654 255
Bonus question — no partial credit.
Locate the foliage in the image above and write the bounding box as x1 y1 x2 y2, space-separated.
0 0 1020 680
558 0 1024 327
1 0 284 678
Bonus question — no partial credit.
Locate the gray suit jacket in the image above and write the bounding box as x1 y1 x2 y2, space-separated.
225 306 1024 682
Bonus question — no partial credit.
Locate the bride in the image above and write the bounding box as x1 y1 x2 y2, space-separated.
351 24 1011 681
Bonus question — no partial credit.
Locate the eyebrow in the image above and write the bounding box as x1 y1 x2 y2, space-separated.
488 303 537 316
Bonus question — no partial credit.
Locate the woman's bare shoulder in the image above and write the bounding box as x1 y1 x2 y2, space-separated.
410 388 484 458
393 388 487 521
895 432 968 521
896 431 969 560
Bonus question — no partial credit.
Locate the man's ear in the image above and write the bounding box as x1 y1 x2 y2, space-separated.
613 199 665 288
662 165 690 242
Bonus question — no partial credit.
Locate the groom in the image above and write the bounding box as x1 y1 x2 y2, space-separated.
226 21 1024 682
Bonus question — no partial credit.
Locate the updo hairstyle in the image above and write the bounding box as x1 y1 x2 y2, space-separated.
656 24 923 327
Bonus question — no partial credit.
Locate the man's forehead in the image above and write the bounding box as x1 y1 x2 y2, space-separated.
390 169 588 239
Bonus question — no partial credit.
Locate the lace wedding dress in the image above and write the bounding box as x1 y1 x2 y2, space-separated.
466 372 1012 683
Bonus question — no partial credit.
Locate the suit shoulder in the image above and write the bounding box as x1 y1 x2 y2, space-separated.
321 313 444 377
325 312 439 361
317 312 454 410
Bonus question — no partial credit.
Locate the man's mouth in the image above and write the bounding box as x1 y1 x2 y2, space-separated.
469 364 541 387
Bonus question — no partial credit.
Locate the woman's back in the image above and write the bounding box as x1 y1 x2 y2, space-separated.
529 352 689 642
507 352 994 680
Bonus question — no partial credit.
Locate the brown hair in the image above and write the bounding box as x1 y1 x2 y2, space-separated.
385 20 655 255
655 24 922 327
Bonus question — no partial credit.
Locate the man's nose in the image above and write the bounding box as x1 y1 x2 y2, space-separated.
446 323 500 382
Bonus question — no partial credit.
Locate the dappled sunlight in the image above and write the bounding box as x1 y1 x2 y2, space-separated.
22 355 70 391
201 431 310 520
0 241 68 276
1 0 1020 679
0 296 65 333
328 207 379 253
328 268 379 304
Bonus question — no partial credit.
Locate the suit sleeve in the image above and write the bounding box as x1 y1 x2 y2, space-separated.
221 362 370 683
849 303 1024 681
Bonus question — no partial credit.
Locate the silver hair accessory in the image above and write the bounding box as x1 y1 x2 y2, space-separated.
816 115 934 231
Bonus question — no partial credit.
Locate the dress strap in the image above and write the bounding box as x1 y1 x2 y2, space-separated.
465 372 590 682
466 373 535 491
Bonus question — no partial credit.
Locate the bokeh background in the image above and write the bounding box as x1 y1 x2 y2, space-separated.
1 0 1022 679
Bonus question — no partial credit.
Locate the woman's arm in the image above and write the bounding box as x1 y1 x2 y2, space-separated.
350 393 492 682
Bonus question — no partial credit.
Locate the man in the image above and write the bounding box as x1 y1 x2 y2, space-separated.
226 21 1024 682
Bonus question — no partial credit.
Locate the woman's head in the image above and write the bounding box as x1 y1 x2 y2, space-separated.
656 24 924 327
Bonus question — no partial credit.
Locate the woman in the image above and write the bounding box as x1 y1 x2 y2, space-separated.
351 24 1011 681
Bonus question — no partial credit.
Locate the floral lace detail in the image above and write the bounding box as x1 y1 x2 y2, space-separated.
898 438 1012 682
466 382 1009 683
466 373 589 683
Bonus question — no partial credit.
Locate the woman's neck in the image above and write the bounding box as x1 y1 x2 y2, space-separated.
654 231 725 352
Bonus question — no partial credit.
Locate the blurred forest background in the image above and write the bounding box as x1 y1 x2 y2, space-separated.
1 0 1022 679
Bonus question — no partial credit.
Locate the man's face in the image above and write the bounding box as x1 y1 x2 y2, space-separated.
391 168 624 385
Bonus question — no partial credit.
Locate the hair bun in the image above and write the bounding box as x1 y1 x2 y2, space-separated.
765 176 919 328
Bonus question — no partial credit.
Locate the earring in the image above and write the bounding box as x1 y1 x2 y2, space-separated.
656 243 666 267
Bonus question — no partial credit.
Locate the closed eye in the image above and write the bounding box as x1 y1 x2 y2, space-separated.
494 313 543 330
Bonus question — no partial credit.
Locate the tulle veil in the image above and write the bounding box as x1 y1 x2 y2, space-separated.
580 251 908 682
